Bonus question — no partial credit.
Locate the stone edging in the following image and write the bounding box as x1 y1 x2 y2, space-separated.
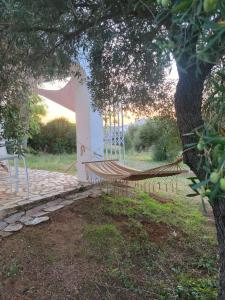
0 185 102 241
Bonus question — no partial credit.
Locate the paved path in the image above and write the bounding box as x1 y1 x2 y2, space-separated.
0 168 82 215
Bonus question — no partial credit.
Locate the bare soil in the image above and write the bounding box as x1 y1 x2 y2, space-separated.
0 196 217 300
0 198 106 300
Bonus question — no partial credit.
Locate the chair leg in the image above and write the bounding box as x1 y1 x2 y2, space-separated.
6 160 13 193
22 156 29 198
14 157 19 193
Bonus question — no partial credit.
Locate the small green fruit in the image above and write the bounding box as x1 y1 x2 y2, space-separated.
210 171 220 183
212 144 224 164
161 0 171 8
205 189 211 196
197 141 205 151
203 0 217 13
220 178 225 191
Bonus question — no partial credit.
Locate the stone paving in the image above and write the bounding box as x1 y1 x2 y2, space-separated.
0 167 103 240
0 187 102 240
0 168 85 215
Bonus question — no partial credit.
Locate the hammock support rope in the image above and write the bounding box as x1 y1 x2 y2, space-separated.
83 157 187 182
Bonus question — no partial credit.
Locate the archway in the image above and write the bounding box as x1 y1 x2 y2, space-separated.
36 68 104 182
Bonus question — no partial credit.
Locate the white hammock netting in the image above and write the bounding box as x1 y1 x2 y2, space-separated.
84 158 187 182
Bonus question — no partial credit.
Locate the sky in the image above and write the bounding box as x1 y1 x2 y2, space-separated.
39 79 76 123
168 61 179 80
41 97 76 123
40 61 179 124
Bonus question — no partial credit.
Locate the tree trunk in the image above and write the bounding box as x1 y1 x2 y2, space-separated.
212 199 225 299
175 61 209 175
174 62 225 299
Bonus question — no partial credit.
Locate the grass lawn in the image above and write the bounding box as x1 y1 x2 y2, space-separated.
0 191 218 299
126 151 163 169
22 151 183 175
21 153 77 175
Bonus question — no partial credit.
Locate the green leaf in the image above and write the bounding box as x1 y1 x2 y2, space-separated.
172 0 193 13
191 179 210 191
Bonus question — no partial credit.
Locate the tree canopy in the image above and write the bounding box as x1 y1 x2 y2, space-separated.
1 1 224 129
1 1 225 296
1 1 224 106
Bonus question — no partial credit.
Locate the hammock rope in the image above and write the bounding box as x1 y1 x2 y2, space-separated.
83 157 187 181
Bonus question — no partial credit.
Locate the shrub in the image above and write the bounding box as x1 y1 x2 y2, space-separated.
29 117 76 154
125 117 181 161
135 120 159 151
125 124 139 151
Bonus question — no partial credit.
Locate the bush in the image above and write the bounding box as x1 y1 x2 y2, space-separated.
125 124 139 150
125 117 181 161
29 117 76 154
152 141 168 161
134 120 159 152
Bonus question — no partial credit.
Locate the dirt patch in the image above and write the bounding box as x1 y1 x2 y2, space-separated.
0 197 105 300
140 220 173 243
110 214 177 244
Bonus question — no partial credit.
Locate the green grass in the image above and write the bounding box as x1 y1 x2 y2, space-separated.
84 223 123 261
83 192 218 299
20 153 77 175
21 150 186 176
126 151 189 170
21 151 154 174
101 192 216 243
126 151 160 169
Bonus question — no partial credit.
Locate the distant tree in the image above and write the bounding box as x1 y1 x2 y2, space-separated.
29 118 76 154
126 117 181 160
125 124 140 151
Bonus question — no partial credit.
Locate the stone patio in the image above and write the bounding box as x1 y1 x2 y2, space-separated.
0 168 87 215
0 168 104 240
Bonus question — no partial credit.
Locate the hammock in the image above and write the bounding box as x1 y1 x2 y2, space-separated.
84 157 187 181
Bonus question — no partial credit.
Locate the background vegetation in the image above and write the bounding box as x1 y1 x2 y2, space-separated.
125 116 181 161
29 117 76 154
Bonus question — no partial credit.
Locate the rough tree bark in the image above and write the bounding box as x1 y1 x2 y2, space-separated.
175 64 206 176
212 198 225 300
175 60 225 299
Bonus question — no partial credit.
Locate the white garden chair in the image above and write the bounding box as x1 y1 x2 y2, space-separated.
0 138 29 198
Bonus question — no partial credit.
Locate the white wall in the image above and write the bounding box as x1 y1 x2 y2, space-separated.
37 67 104 182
